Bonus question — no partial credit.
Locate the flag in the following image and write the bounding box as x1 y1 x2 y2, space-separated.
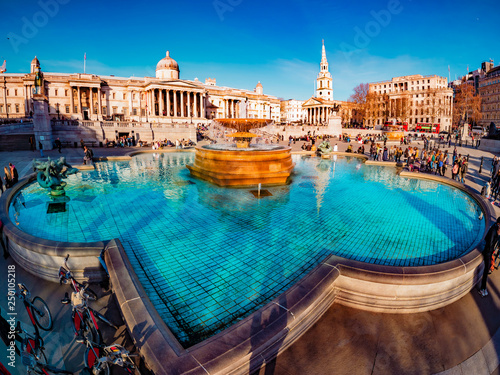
0 60 5 73
84 53 86 60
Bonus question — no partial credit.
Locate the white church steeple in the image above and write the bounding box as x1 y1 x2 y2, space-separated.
316 40 333 101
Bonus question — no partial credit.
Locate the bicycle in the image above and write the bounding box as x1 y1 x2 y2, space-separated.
16 322 72 375
14 283 53 331
60 289 117 346
80 337 137 375
59 254 98 301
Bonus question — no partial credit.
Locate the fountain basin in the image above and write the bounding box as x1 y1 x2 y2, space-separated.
187 145 294 187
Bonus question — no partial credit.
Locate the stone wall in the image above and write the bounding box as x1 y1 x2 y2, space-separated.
479 138 500 153
51 120 197 145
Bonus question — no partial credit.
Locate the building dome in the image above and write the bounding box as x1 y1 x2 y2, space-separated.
255 81 263 95
30 56 40 74
156 51 179 80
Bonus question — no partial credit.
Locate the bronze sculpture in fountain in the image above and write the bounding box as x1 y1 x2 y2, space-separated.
33 157 79 196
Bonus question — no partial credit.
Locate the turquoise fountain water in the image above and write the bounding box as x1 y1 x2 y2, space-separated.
9 153 485 346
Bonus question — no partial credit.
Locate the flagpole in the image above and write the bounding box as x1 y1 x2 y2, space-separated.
84 53 86 74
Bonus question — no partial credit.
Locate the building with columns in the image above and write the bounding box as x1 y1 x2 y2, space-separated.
0 52 280 124
367 75 454 131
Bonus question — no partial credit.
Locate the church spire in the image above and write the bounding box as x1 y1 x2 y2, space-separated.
320 39 328 72
316 40 333 101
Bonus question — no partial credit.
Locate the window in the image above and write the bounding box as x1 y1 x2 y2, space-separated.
0 105 3 113
15 104 19 113
14 89 17 96
123 93 126 100
7 104 11 113
6 90 9 96
133 108 137 116
112 106 117 114
102 106 107 114
65 105 70 113
112 93 116 99
65 89 68 96
74 105 78 113
55 89 58 96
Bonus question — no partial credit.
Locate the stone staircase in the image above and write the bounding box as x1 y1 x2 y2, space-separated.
0 133 34 151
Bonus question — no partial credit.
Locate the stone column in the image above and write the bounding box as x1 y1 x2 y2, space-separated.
166 90 170 117
173 90 178 117
180 91 184 117
187 92 191 118
193 92 198 118
90 88 94 118
98 88 102 117
129 90 133 118
32 94 53 150
200 94 205 119
77 86 82 115
159 89 164 116
70 87 74 114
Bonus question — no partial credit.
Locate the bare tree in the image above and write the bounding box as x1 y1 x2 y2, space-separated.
349 83 369 124
453 83 482 126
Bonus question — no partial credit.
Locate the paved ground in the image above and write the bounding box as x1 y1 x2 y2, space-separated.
0 137 500 375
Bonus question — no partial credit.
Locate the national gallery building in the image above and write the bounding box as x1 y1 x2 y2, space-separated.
0 53 280 124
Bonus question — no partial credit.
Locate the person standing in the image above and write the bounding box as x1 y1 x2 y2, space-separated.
29 136 35 152
55 138 62 153
9 163 18 185
39 141 43 157
3 167 12 189
83 146 94 165
479 217 500 297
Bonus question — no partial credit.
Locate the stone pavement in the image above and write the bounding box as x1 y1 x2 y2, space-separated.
0 138 499 375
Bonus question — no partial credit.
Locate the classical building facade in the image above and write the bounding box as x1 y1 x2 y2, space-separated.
280 99 306 123
368 75 454 131
478 63 500 129
0 53 280 123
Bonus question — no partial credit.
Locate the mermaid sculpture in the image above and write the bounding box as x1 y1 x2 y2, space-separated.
33 157 78 196
317 140 333 155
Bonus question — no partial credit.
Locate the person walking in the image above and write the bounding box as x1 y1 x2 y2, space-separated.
55 138 62 153
39 141 44 157
479 217 500 297
460 159 468 183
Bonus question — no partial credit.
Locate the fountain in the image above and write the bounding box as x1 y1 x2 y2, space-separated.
33 157 79 196
187 119 294 187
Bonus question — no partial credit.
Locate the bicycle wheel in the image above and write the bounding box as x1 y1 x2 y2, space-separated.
31 297 53 331
85 311 103 345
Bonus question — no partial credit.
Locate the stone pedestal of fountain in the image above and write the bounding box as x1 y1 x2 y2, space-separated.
187 119 294 187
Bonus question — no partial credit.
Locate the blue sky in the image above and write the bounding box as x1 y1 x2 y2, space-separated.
1 0 498 101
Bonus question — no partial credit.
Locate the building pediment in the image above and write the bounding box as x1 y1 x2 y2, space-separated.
302 97 323 107
146 79 204 91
